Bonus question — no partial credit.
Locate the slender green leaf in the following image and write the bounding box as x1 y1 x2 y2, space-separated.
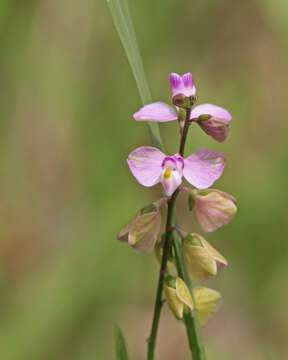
114 325 129 360
106 0 163 149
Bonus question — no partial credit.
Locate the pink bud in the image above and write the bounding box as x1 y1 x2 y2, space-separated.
190 189 237 233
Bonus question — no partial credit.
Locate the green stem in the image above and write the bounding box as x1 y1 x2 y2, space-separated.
106 0 205 358
147 190 178 360
179 107 191 156
147 108 206 360
172 231 206 359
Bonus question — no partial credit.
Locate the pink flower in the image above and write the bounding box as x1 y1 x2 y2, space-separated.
127 146 226 196
169 72 196 97
133 73 232 142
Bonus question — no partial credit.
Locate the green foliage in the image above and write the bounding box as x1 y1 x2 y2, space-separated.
114 325 129 360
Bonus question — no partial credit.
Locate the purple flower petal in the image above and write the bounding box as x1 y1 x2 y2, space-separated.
183 148 226 189
190 104 232 122
169 73 196 97
133 102 178 122
127 146 165 187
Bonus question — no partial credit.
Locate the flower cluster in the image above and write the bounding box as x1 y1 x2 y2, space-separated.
118 73 237 325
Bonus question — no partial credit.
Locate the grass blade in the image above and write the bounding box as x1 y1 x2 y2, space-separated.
114 325 129 360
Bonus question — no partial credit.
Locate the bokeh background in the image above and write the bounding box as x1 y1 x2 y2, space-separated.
0 0 287 359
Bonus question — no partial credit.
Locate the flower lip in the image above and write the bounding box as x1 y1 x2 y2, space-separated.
161 155 184 171
161 156 177 169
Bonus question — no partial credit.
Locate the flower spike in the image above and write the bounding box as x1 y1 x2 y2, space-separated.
132 73 232 144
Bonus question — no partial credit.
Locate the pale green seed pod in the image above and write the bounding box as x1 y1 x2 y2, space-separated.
164 277 194 320
194 287 222 326
183 233 228 281
118 198 167 253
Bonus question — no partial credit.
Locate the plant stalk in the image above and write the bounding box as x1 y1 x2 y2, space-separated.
147 189 178 360
106 1 205 358
147 107 206 360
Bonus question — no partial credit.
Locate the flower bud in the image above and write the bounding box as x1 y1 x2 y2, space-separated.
117 198 167 253
194 287 222 326
164 277 194 320
190 189 237 233
183 233 228 281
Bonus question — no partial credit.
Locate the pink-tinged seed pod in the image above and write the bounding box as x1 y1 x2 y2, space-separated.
190 104 232 143
117 198 167 253
183 233 228 281
190 189 237 233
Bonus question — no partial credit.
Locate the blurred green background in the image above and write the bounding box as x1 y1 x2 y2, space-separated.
0 0 287 359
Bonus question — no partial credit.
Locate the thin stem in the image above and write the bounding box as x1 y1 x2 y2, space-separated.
171 106 206 360
179 107 191 157
147 107 206 360
147 190 178 360
172 231 206 359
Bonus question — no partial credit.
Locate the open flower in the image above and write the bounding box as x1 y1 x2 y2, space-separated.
117 198 167 253
127 147 226 196
182 233 228 280
170 72 196 97
133 72 232 142
189 189 237 232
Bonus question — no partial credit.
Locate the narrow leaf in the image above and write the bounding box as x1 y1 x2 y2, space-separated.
106 0 163 149
114 325 129 360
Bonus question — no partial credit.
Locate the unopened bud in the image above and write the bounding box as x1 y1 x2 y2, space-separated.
117 198 167 253
172 94 191 109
